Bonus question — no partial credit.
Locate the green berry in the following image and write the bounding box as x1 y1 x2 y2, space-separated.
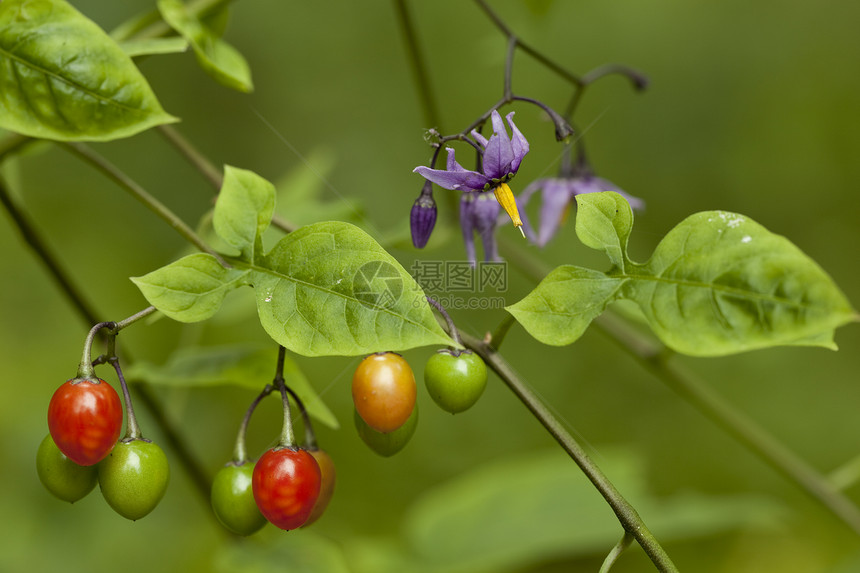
211 462 267 536
354 404 418 457
98 439 169 520
424 350 488 413
36 433 98 503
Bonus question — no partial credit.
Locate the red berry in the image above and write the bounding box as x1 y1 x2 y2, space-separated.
48 378 123 466
252 448 321 531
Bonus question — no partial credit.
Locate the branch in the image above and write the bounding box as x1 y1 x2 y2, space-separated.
393 0 441 130
60 142 230 267
459 329 679 572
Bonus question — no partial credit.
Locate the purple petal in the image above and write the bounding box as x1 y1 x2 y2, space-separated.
506 112 529 173
538 179 574 247
470 129 489 148
516 178 547 209
414 165 488 192
445 147 469 172
479 225 499 262
471 191 501 235
514 184 542 243
459 192 477 265
482 110 513 180
472 192 501 262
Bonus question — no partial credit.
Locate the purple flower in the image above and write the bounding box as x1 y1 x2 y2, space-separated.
414 110 529 192
460 191 501 264
519 175 645 247
410 181 437 248
413 110 529 233
413 109 531 262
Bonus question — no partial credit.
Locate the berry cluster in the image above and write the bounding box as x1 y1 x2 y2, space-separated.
352 348 488 456
39 376 170 520
210 351 336 535
38 307 488 533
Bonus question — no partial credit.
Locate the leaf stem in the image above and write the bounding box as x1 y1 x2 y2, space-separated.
459 329 679 572
157 125 224 189
112 0 236 42
60 142 230 268
112 306 158 331
489 313 515 350
599 531 635 573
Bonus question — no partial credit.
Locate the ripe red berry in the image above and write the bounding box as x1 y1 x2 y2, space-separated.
48 378 123 466
252 448 321 531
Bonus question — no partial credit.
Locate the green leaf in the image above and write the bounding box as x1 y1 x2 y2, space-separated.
506 266 624 346
135 167 453 356
124 344 338 429
0 0 178 141
157 0 253 93
625 209 855 356
574 190 633 270
120 37 189 57
130 253 249 323
510 192 856 356
109 8 162 42
213 166 275 262
250 221 454 356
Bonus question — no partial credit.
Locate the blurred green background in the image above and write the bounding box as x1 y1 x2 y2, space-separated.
1 0 859 571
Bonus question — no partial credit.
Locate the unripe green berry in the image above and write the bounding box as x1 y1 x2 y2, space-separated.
211 462 267 536
424 350 488 413
354 405 418 457
98 439 169 521
36 433 98 503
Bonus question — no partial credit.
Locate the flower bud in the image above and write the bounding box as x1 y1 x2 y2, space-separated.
410 182 437 248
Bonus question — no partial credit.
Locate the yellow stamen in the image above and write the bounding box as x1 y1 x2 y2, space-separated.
493 182 524 235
